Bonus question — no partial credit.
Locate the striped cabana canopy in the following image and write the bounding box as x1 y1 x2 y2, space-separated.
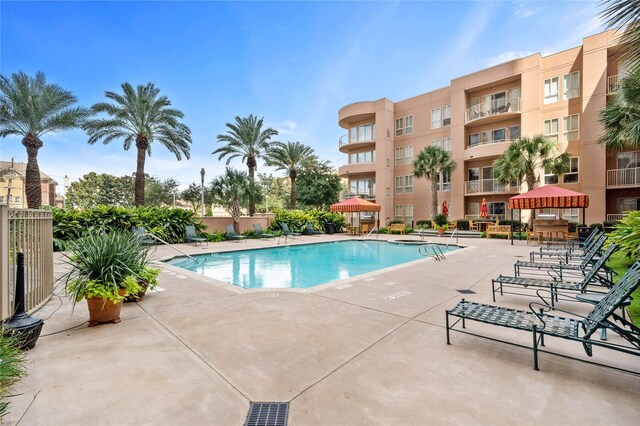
330 197 381 213
508 185 589 209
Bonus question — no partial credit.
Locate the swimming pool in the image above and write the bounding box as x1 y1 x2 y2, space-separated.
167 241 460 289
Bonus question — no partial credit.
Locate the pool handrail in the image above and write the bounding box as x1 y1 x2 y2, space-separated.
418 244 446 261
364 225 379 240
144 231 200 263
445 228 459 249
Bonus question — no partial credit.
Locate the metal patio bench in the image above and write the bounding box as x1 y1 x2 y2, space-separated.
132 226 156 245
225 224 247 242
305 222 322 235
493 244 617 305
253 223 275 240
446 260 640 371
185 225 208 246
280 223 301 238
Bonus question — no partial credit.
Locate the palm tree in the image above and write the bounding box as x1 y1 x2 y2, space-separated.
83 82 192 206
492 135 570 191
598 67 640 153
213 115 278 216
265 141 317 209
0 71 90 208
210 167 252 232
601 0 640 72
413 146 457 219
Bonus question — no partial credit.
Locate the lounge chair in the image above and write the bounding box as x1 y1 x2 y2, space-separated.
280 223 301 238
446 260 640 371
225 224 246 242
253 223 274 240
529 232 605 263
514 235 609 281
185 225 208 246
305 222 322 235
492 244 617 305
533 229 602 257
132 226 156 245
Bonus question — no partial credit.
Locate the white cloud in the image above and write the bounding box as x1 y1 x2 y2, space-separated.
282 120 297 130
515 8 536 18
485 51 535 67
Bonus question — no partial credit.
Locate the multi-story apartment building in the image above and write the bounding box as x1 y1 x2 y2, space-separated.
337 30 638 226
0 161 58 208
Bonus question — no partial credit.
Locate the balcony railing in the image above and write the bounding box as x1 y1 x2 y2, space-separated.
607 75 620 94
339 134 375 148
606 167 640 188
465 97 521 124
464 179 520 195
467 138 514 149
345 192 375 200
606 214 625 221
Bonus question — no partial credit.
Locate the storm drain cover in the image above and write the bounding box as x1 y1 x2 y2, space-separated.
456 289 476 294
244 402 288 426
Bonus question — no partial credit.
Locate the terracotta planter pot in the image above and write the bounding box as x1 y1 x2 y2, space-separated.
437 228 445 236
86 289 126 327
124 281 149 303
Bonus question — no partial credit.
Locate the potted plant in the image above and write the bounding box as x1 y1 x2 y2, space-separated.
62 231 151 327
124 267 160 303
433 214 449 236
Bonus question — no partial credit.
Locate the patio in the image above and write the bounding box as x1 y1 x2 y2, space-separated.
5 235 639 425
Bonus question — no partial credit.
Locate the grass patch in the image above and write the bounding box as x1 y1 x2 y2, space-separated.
606 251 639 327
0 330 27 418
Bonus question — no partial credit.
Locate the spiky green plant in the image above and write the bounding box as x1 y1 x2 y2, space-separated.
83 82 192 206
413 146 457 219
210 167 253 232
607 210 640 258
0 71 91 208
598 67 640 153
600 0 640 72
213 115 278 216
265 141 317 209
0 329 26 418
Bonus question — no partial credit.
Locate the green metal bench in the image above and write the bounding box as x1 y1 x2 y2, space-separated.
494 244 617 305
446 260 640 371
530 232 604 262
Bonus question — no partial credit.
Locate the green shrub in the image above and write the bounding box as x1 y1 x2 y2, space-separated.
388 220 404 225
205 231 227 242
589 223 604 232
0 330 26 417
270 209 346 233
455 219 469 230
603 220 618 233
379 227 389 234
433 214 448 227
416 220 431 227
606 211 640 258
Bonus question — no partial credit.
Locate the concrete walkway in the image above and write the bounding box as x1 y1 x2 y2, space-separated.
6 235 639 425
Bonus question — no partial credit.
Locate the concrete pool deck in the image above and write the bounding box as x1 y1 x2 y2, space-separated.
6 234 639 425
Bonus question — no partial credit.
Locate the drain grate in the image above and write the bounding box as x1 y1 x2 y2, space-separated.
456 289 476 294
245 402 289 426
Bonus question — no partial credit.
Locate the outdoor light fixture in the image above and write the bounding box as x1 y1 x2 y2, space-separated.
200 168 205 217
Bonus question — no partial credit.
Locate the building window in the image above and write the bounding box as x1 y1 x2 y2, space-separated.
617 197 639 214
509 126 521 140
563 157 579 183
350 150 375 164
544 118 559 143
14 196 20 203
442 106 451 126
395 205 403 222
544 167 558 184
487 202 506 219
349 123 375 143
544 77 559 104
442 137 451 151
468 133 480 147
404 204 413 225
617 151 639 169
563 71 580 100
431 108 441 129
483 128 506 143
349 153 357 164
405 175 414 193
395 176 403 194
437 171 451 192
395 117 404 136
350 178 374 197
563 114 579 142
405 115 414 135
431 139 440 148
0 196 3 203
395 147 403 165
395 145 413 165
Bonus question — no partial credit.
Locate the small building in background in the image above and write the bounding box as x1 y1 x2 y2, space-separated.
0 161 58 208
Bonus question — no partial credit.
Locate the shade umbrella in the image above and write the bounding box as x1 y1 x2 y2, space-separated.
480 198 488 218
330 197 381 236
442 200 448 217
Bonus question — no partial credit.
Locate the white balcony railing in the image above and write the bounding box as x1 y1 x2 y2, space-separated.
467 138 514 149
607 75 620 94
464 179 520 195
607 167 640 187
345 192 375 200
339 134 375 148
465 97 521 124
606 214 625 221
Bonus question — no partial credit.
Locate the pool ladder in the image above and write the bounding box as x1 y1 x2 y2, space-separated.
143 232 202 264
418 244 446 261
363 226 379 240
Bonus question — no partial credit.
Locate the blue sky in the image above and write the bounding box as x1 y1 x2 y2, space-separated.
1 0 604 192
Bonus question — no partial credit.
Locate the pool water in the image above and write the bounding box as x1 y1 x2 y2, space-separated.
167 240 459 289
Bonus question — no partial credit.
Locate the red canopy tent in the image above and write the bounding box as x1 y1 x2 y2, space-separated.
507 185 590 244
330 197 381 235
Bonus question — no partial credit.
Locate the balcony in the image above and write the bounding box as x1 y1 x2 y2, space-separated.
338 162 376 178
338 134 375 153
464 179 520 195
606 167 640 188
607 75 619 95
345 192 375 200
606 214 625 221
464 139 513 160
465 97 521 125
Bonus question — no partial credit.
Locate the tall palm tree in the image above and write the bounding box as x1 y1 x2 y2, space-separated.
210 167 252 232
492 135 570 191
265 141 317 209
413 146 457 219
598 66 640 153
213 114 278 216
0 71 90 208
601 0 640 72
83 82 192 206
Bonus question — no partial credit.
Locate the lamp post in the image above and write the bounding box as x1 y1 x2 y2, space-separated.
200 168 205 217
63 175 69 209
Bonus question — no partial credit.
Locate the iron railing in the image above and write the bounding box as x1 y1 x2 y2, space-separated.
606 167 639 188
464 179 520 195
606 214 625 221
607 75 619 94
0 206 53 320
467 138 514 149
465 97 521 124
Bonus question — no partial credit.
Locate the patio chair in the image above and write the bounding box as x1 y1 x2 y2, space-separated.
469 219 479 232
514 235 609 281
185 225 208 246
492 244 617 305
225 224 246 242
253 223 274 240
529 232 605 263
535 229 602 255
132 226 156 245
305 222 322 235
280 223 301 238
446 260 640 371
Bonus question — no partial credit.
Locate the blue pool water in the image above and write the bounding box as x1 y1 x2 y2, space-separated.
167 241 459 289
